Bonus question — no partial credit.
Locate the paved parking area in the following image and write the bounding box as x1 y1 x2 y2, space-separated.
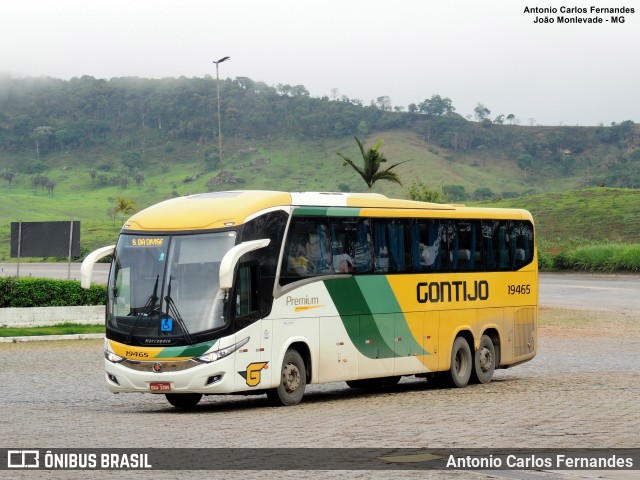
1 307 638 479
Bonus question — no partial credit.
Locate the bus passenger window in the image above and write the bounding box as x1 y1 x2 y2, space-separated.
450 220 483 272
373 221 389 273
353 219 372 273
372 219 411 273
282 218 331 279
411 220 444 272
511 221 534 269
287 234 310 274
330 218 372 274
482 220 510 270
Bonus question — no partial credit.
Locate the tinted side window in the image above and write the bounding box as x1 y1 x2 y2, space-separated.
410 220 447 272
281 217 332 284
511 221 535 270
372 219 411 273
329 217 372 274
449 220 484 272
482 220 511 271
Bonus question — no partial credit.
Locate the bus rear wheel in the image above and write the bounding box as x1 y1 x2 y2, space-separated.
165 393 202 409
471 334 496 384
446 336 472 388
267 349 306 406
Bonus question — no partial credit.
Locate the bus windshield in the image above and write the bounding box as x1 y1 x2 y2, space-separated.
107 231 237 342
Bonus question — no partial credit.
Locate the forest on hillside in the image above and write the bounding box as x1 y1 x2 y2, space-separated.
1 74 639 189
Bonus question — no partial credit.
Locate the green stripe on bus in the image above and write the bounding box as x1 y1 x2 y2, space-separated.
155 340 217 358
323 277 396 359
292 206 361 217
356 277 428 356
327 207 361 217
324 277 370 316
293 207 328 216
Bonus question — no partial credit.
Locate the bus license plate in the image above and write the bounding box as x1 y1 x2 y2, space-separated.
150 382 171 392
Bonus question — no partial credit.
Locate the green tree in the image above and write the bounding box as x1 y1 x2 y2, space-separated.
1 171 14 186
110 196 137 226
121 151 143 173
443 184 468 202
418 95 455 117
474 103 491 122
133 170 145 186
517 154 535 181
31 126 54 161
357 120 369 137
474 187 494 199
408 180 445 203
337 136 407 190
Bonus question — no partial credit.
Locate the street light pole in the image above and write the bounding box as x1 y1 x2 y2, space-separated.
213 56 230 187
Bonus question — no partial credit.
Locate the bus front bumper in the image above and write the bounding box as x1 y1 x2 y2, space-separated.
104 357 236 394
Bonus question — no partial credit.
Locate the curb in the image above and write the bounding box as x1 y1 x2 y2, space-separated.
0 333 105 343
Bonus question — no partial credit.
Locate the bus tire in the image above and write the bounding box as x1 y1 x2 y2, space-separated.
471 334 496 384
165 393 202 409
447 336 472 388
267 349 306 406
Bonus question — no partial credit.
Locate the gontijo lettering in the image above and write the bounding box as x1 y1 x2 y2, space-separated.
417 280 489 303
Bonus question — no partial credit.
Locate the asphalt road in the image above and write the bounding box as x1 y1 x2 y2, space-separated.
0 262 111 283
539 272 640 313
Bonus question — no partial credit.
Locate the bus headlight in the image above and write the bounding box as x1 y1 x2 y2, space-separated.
105 350 125 363
196 337 250 364
104 339 125 363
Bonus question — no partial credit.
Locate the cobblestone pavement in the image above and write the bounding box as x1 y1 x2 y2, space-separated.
1 308 639 480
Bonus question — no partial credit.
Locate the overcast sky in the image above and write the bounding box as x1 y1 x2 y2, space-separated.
2 0 638 126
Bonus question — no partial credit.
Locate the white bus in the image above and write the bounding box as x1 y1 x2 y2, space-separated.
82 190 537 408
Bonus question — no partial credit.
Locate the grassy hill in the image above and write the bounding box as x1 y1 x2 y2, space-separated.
1 130 640 262
481 187 640 253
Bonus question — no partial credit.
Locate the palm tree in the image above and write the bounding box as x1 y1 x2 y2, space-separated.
111 196 137 226
337 136 406 190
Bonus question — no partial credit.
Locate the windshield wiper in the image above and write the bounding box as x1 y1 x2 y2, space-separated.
125 275 159 344
164 277 194 344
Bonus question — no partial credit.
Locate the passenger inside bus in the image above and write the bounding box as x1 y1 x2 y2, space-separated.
333 253 354 273
288 240 310 275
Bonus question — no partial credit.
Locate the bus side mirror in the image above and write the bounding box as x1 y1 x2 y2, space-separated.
81 245 115 289
219 239 271 290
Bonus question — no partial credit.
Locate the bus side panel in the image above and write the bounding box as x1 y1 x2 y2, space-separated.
234 320 272 392
357 314 395 379
502 306 537 366
394 312 427 375
421 311 440 373
318 315 359 383
269 316 320 388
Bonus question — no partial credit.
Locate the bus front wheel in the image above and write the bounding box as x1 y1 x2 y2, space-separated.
471 334 495 384
267 349 306 406
447 337 472 388
165 393 202 409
